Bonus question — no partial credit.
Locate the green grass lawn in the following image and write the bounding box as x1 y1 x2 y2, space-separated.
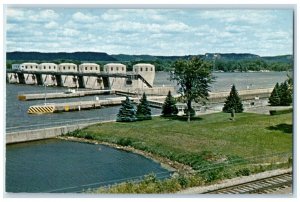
68 112 292 171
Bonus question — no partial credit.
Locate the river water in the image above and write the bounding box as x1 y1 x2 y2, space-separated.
5 71 288 193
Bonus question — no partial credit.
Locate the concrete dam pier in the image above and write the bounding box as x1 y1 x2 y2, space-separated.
7 63 157 90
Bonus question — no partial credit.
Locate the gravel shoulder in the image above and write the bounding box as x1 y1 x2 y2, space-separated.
177 168 292 194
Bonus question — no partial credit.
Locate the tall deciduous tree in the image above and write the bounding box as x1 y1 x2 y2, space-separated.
136 93 152 120
116 96 137 122
222 84 244 113
171 57 213 122
161 91 178 116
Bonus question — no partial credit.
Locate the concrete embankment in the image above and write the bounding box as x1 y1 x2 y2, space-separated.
18 87 176 101
18 89 114 101
6 121 107 144
209 88 273 103
27 96 168 114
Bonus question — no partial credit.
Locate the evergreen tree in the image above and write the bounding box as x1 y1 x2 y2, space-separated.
222 84 244 113
279 81 292 106
162 91 178 116
269 83 281 106
136 93 152 120
116 96 137 122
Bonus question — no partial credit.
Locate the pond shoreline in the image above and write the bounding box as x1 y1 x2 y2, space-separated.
57 136 194 174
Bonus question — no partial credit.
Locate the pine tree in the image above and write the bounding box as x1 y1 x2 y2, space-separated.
279 81 292 106
136 93 152 120
269 83 281 106
116 96 137 122
222 84 244 113
162 91 178 116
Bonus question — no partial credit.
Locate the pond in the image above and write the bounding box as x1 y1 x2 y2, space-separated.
6 139 172 193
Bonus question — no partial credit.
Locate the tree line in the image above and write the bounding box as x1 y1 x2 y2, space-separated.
214 59 292 72
6 58 292 72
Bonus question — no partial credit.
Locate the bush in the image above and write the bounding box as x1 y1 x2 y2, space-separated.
84 134 94 140
269 108 293 115
235 168 251 176
177 174 189 188
200 167 225 183
117 138 133 146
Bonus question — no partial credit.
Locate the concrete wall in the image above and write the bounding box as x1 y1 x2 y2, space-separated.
24 73 38 85
132 63 155 88
39 63 58 86
7 73 19 83
120 86 176 96
79 63 103 89
20 63 39 71
12 64 21 70
6 122 102 144
19 63 40 84
103 63 126 89
208 88 273 103
58 63 78 88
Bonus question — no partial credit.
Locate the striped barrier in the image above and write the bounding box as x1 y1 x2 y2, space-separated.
27 105 55 114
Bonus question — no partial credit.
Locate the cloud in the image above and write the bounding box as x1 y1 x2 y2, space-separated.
5 8 293 56
61 28 80 37
6 8 24 19
101 12 122 21
44 21 58 29
110 21 190 34
6 23 17 31
198 10 275 25
28 9 59 22
72 12 98 23
39 9 59 20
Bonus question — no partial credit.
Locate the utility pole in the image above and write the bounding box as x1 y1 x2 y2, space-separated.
44 84 47 105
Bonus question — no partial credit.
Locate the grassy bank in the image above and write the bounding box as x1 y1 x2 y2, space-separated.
66 112 293 193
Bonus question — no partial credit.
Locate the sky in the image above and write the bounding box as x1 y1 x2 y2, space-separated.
5 6 294 56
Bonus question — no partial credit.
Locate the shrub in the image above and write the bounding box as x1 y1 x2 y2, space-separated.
235 168 251 176
177 174 189 188
200 167 225 183
269 108 293 115
84 134 94 140
117 138 133 146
